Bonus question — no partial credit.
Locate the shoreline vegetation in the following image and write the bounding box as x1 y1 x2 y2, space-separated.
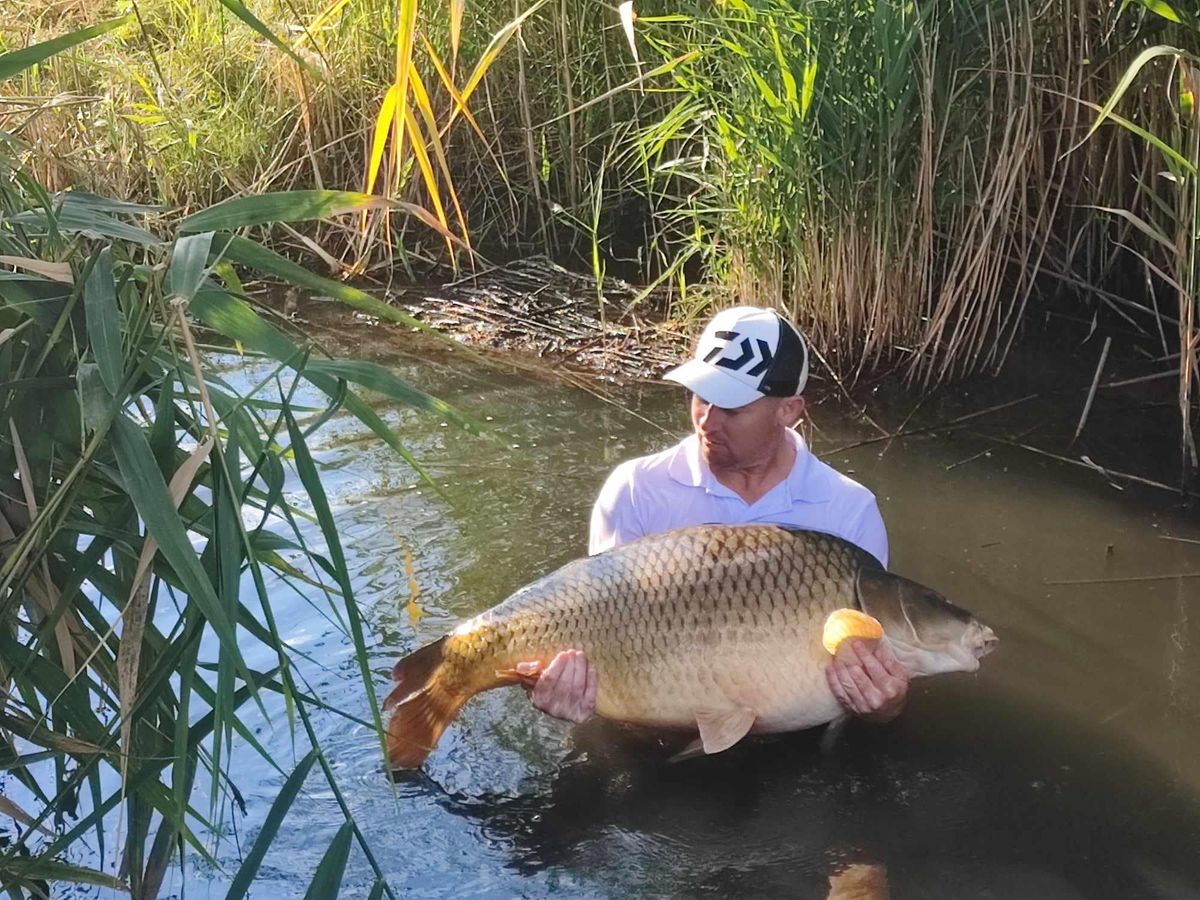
4 0 1199 484
1 0 1198 896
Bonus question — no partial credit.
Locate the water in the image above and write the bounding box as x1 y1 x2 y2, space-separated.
126 335 1200 897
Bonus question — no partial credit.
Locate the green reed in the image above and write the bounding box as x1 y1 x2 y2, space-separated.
0 25 483 896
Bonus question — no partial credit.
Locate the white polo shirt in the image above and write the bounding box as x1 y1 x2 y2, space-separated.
588 429 888 566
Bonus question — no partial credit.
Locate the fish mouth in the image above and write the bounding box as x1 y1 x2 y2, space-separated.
971 624 999 660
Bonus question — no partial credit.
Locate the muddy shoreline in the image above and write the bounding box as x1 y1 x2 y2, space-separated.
248 270 1198 505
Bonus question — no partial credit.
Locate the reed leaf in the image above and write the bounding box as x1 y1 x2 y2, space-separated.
0 16 133 81
166 232 216 303
1079 45 1192 146
303 821 355 899
82 247 123 395
224 749 319 900
210 0 324 77
454 0 551 126
0 256 73 284
181 191 404 232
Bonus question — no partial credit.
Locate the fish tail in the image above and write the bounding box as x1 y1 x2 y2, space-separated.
384 636 472 769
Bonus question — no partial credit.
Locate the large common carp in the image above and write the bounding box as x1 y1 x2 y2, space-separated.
385 525 997 769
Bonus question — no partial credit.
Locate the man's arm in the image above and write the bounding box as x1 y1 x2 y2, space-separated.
588 461 645 555
848 497 889 569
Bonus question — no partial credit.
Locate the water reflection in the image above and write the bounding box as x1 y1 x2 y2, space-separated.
399 676 1200 898
195 340 1200 899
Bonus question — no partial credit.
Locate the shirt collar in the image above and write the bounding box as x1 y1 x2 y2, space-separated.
667 429 831 504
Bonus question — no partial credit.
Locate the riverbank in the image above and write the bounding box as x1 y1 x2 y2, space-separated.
244 267 1198 506
9 0 1196 431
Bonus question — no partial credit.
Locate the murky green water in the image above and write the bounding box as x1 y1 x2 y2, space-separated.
161 338 1200 898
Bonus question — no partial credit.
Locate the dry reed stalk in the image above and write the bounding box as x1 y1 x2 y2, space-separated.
1073 335 1112 442
556 0 577 209
514 0 548 252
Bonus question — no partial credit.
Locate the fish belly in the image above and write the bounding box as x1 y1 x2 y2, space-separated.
589 634 844 733
464 525 871 733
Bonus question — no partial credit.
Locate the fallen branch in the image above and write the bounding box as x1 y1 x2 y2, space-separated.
982 435 1197 498
1072 335 1111 443
1045 572 1200 585
828 394 1039 454
1159 534 1200 545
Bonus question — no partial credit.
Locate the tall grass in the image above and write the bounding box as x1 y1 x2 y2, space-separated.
5 0 1199 470
1077 0 1200 483
0 26 478 896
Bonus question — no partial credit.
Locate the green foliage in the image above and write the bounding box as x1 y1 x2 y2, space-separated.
1082 0 1200 472
4 0 1199 461
0 24 468 897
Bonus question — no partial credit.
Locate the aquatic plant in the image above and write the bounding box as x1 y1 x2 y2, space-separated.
0 24 476 896
1073 0 1199 483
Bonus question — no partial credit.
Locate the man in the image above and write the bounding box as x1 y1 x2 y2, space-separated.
519 306 909 728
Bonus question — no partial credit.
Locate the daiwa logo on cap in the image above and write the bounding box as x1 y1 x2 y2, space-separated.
663 306 809 410
703 329 777 377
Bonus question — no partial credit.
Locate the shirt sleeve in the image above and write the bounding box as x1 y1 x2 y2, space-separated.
588 462 645 555
847 497 889 568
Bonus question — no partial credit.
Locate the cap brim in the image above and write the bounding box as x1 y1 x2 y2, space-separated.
662 360 764 409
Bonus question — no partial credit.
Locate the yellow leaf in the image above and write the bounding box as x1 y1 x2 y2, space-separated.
422 34 490 149
449 0 465 67
365 83 402 198
403 105 451 235
293 0 353 49
409 62 472 255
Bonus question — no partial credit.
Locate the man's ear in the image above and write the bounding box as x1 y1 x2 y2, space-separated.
780 395 806 427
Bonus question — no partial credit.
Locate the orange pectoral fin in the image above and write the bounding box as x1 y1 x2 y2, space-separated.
822 608 885 656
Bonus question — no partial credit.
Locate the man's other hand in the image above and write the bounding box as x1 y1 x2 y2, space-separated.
825 637 909 722
518 649 597 724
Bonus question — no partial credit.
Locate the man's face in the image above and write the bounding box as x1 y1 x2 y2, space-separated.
690 393 804 469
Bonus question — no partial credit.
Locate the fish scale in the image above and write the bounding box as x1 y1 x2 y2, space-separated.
385 524 997 769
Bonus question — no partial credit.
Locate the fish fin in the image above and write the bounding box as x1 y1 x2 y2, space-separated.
494 665 541 688
820 714 849 756
694 707 757 755
385 636 470 769
822 608 884 656
668 736 706 764
387 636 448 709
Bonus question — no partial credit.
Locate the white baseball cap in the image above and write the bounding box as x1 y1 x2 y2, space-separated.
663 306 809 409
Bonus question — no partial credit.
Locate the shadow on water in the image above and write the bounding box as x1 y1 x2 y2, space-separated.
398 674 1200 899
